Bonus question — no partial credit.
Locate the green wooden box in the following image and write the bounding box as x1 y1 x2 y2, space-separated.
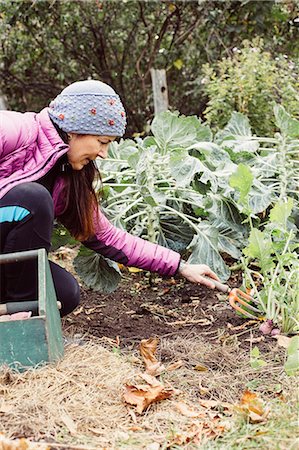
0 249 64 371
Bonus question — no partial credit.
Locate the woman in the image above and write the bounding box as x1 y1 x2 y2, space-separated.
0 80 219 316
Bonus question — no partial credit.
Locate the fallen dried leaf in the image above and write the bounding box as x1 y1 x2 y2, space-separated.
194 364 208 372
198 399 233 410
274 335 291 349
169 416 228 447
166 360 184 371
127 426 144 432
237 390 268 423
0 434 49 449
139 337 165 375
124 383 173 414
138 373 162 387
175 402 206 418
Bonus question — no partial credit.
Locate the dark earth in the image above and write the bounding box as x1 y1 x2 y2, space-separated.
62 268 271 353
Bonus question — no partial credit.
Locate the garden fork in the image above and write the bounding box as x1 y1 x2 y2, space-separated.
203 277 261 319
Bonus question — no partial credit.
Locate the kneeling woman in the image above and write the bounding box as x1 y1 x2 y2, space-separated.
0 80 219 316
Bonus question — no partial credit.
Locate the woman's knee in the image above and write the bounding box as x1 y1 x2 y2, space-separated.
59 278 81 317
12 183 54 220
50 261 80 317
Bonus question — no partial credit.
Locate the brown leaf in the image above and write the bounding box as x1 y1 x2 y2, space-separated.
127 426 144 432
147 362 166 376
0 434 49 449
198 399 232 410
238 390 268 423
194 364 208 372
169 417 228 447
139 337 159 364
124 384 173 414
175 402 206 418
167 360 184 371
248 410 266 424
138 372 162 387
139 337 165 375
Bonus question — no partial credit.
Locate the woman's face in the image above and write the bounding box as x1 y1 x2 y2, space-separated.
67 134 116 170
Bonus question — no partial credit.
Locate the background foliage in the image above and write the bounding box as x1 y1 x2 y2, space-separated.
202 38 299 135
0 0 298 135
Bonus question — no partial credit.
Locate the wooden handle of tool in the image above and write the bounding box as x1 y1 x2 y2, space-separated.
0 300 38 315
202 277 230 293
0 301 62 315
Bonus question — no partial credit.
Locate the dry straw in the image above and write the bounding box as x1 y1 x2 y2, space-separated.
0 334 294 449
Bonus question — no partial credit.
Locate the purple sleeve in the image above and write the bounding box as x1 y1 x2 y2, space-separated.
83 210 181 277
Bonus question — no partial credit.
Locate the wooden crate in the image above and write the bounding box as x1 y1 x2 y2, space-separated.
0 249 64 371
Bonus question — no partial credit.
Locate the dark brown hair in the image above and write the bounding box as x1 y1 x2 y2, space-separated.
58 162 101 241
53 123 102 241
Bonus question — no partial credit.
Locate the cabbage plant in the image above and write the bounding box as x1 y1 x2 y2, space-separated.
74 106 299 294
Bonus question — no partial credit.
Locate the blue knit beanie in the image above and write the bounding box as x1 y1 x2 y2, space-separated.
48 80 126 137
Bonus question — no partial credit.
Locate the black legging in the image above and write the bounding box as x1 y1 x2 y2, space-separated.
0 182 80 316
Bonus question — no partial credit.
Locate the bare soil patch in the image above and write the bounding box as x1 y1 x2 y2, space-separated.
63 270 273 354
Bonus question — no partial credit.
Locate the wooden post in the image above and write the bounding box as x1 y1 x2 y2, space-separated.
0 93 7 110
150 68 169 115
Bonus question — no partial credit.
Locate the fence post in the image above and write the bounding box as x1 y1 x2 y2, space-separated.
0 93 7 110
150 68 169 115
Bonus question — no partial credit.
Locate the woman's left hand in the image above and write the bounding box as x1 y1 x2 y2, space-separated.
178 262 220 289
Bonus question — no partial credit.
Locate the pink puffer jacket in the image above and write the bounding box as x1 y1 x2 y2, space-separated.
0 108 180 276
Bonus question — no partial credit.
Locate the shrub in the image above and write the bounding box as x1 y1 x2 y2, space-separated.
201 38 299 136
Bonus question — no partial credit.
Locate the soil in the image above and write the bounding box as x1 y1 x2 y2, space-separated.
62 269 271 352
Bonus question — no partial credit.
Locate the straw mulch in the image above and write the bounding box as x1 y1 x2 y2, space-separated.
0 334 294 449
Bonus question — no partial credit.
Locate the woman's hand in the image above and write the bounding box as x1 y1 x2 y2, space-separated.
178 262 220 289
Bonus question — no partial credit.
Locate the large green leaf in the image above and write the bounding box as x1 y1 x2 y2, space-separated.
248 183 274 214
151 111 200 149
269 198 294 229
189 116 213 142
205 197 245 259
74 248 122 293
216 112 260 153
274 105 299 138
187 224 230 281
243 229 274 273
135 147 167 206
169 150 204 187
99 140 137 174
229 164 254 205
157 214 194 253
187 142 232 168
285 336 299 376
